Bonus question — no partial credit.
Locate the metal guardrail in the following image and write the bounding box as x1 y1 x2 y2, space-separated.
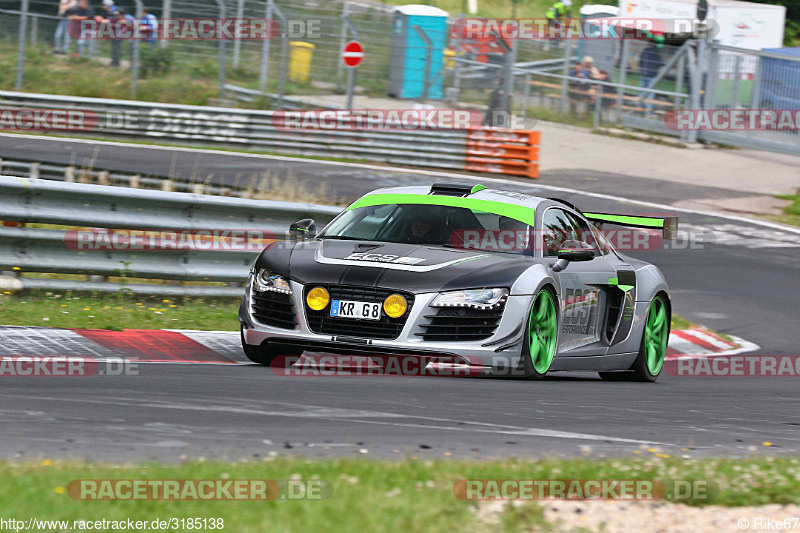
0 176 341 296
0 91 541 178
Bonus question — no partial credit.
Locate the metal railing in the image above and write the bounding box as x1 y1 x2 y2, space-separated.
0 91 541 177
0 175 341 296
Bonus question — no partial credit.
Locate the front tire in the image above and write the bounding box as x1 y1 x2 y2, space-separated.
599 294 669 382
520 287 558 380
240 326 282 366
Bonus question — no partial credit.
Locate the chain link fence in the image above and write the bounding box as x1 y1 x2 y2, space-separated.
1 0 798 154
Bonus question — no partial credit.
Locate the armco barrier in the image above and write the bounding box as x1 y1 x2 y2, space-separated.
0 176 341 296
0 91 541 179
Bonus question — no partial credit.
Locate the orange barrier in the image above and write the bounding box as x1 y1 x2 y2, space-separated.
464 129 540 178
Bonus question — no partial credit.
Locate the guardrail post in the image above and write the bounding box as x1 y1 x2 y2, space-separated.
337 2 350 85
131 0 143 97
616 38 628 123
160 0 171 48
560 40 572 114
258 0 274 92
214 0 227 99
30 14 38 46
129 174 140 188
593 83 603 130
30 162 40 180
232 0 245 68
64 166 75 182
97 171 110 186
15 0 29 89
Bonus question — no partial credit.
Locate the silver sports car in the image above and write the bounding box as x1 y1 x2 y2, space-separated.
239 183 678 381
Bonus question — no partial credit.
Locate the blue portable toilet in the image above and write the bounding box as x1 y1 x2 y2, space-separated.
388 5 449 99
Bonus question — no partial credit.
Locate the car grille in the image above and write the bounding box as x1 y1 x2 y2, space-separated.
418 305 505 342
251 289 298 329
305 285 414 340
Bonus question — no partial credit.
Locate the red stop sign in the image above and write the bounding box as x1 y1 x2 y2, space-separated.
342 41 364 68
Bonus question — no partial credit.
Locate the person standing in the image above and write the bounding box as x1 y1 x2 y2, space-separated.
139 7 158 47
64 0 94 57
639 35 664 112
54 0 76 53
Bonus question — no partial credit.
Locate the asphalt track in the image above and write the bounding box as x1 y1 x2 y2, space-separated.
1 134 799 461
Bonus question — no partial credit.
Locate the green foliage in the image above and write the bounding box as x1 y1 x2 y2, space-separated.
139 45 173 78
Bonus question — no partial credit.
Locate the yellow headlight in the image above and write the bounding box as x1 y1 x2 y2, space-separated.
383 293 408 318
306 287 330 311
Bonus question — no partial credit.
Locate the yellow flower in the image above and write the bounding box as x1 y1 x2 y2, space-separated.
54 486 66 494
169 305 177 308
41 459 53 466
162 299 171 303
83 308 91 311
12 267 20 271
763 442 774 447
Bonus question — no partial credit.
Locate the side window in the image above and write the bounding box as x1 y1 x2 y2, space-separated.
541 208 600 256
562 211 602 255
541 208 575 257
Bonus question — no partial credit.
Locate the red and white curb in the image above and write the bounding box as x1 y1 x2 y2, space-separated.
0 325 758 365
666 326 759 359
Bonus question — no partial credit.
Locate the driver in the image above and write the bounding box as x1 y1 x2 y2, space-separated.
403 207 445 244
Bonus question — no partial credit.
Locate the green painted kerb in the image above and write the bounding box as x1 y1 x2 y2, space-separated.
583 213 666 228
347 194 536 226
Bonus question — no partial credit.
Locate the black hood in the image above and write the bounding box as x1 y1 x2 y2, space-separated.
256 239 539 293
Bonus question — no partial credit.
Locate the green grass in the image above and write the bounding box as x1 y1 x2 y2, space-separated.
2 455 799 532
0 291 240 331
772 191 800 227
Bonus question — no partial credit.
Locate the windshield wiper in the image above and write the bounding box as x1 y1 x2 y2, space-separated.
318 235 365 241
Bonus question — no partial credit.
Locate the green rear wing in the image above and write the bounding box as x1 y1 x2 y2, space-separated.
583 213 679 239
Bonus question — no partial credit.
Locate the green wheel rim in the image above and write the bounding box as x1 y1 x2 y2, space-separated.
644 296 668 376
528 290 557 374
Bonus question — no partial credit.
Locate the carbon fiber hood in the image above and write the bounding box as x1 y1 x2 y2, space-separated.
276 239 537 293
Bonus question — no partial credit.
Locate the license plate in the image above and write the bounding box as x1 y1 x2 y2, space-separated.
330 300 382 320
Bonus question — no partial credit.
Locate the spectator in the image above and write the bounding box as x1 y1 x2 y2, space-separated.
581 56 603 80
139 7 158 46
64 0 94 57
109 6 130 67
639 35 664 112
54 0 76 53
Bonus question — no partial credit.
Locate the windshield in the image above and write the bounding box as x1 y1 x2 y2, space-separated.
319 203 534 254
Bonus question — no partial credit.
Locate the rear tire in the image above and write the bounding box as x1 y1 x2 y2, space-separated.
599 295 669 382
520 287 559 380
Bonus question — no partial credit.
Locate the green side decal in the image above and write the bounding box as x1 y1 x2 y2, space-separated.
608 277 619 286
617 284 635 292
583 213 666 229
347 193 536 226
470 184 487 194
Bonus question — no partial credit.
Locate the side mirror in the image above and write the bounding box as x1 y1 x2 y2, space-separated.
289 219 316 239
557 248 594 262
552 242 594 272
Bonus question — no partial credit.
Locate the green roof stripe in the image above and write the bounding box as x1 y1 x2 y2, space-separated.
347 193 536 226
583 213 666 229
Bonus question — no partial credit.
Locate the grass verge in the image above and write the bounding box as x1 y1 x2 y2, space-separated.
770 192 800 227
0 291 240 331
2 456 799 532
